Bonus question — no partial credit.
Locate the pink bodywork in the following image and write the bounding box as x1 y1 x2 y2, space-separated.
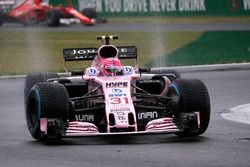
80 44 139 133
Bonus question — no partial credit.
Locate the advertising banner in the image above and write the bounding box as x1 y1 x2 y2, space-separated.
49 0 250 16
77 0 250 16
0 0 15 13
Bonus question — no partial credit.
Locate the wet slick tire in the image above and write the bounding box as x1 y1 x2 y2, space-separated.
24 73 59 106
81 8 97 18
0 10 4 26
81 8 107 23
26 82 69 141
168 78 210 136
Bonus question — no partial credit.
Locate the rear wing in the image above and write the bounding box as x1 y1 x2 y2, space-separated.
63 46 137 62
63 48 97 61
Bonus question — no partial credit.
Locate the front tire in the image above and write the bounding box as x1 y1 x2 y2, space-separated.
168 78 210 136
24 73 59 105
26 82 69 140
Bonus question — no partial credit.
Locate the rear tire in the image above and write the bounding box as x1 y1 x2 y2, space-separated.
168 78 210 136
81 8 107 23
81 8 97 18
46 9 61 27
26 82 69 140
0 10 4 26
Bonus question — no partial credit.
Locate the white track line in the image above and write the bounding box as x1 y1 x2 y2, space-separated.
222 104 250 125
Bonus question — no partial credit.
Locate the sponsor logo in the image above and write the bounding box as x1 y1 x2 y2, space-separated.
75 114 94 122
138 80 160 84
110 107 130 112
178 0 206 12
112 88 122 93
109 94 127 97
106 82 128 88
71 49 96 55
138 111 158 120
80 0 207 13
72 55 91 59
69 124 95 129
109 88 126 97
64 82 87 86
117 113 126 121
123 66 133 74
87 68 97 76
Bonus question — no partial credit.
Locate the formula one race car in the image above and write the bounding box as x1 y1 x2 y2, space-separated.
24 35 210 141
0 0 106 27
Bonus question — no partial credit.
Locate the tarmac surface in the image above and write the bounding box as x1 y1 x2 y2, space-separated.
0 67 250 167
1 21 250 166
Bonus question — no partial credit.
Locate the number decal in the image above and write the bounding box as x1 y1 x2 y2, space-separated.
110 98 121 104
109 97 129 105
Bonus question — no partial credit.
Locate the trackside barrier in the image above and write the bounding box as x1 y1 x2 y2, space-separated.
49 0 250 16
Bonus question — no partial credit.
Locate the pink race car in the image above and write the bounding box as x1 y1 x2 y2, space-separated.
24 35 210 141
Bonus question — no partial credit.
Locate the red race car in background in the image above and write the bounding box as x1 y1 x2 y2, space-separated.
0 0 106 26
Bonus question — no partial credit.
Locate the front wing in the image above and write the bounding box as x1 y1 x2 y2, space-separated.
40 112 200 138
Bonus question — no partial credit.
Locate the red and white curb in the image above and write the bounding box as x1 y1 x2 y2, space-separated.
221 104 250 125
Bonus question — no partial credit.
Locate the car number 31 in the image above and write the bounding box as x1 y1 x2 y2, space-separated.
109 97 130 105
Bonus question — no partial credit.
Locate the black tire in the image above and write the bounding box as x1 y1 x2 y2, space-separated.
81 8 97 18
95 16 107 23
24 73 59 105
26 82 69 140
46 9 61 27
0 10 4 26
168 78 210 136
150 69 181 82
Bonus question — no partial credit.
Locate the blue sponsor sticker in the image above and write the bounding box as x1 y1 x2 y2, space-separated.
123 66 133 74
112 88 122 93
88 68 97 76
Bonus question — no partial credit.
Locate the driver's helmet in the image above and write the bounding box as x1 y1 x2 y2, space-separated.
101 58 123 76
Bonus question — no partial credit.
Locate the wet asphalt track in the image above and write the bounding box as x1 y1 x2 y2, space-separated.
0 69 250 167
1 22 250 166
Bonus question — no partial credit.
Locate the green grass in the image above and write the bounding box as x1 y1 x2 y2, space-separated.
109 16 250 24
0 30 201 75
2 29 249 75
155 31 250 66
